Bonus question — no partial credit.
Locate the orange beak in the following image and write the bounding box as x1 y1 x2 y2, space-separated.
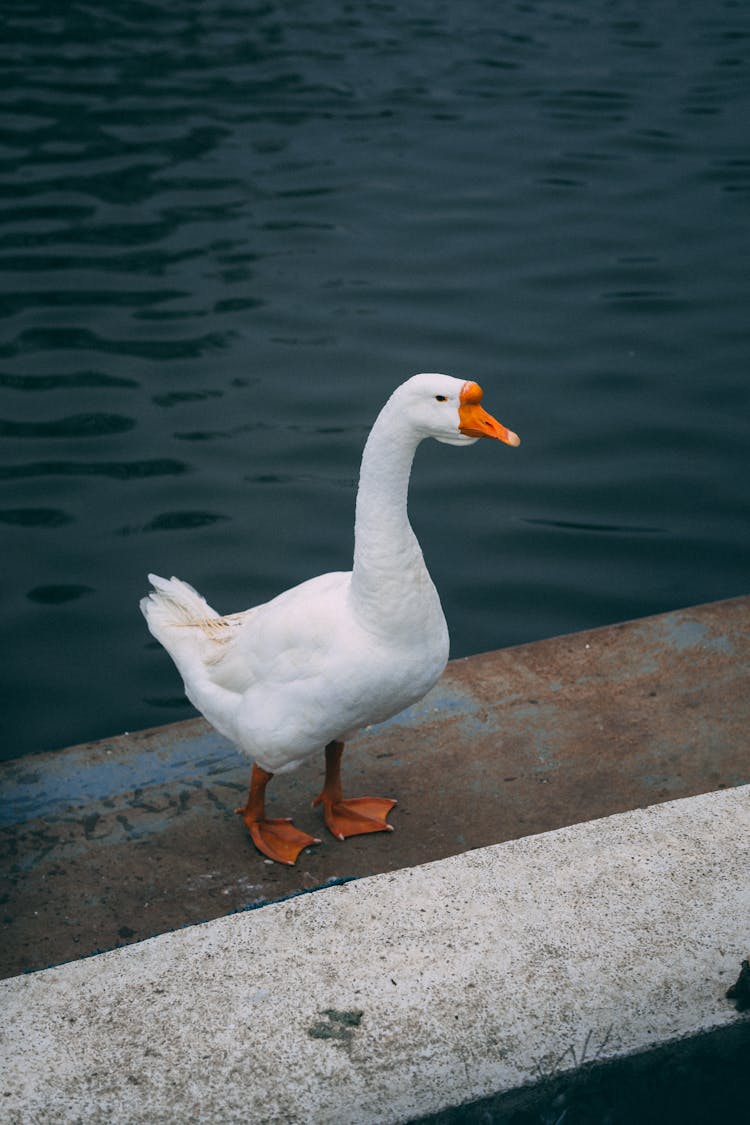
458 381 520 446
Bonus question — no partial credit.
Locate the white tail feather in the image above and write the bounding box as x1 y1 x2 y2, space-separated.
140 574 241 741
140 573 220 631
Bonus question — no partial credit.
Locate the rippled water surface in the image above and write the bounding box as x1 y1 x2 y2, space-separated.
2 1 748 759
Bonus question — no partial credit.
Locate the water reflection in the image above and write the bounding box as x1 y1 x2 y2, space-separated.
1 0 748 757
0 507 73 527
27 584 94 604
118 511 229 536
0 413 135 438
0 459 188 480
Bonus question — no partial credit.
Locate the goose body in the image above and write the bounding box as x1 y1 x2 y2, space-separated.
141 373 519 863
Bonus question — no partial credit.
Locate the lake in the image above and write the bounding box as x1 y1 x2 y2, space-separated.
1 0 748 760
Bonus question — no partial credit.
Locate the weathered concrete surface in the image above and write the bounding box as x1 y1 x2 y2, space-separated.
1 596 748 978
1 786 748 1124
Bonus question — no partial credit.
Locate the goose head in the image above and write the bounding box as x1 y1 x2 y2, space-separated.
396 372 520 449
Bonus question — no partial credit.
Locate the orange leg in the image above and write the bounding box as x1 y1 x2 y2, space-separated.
312 740 396 841
236 763 320 866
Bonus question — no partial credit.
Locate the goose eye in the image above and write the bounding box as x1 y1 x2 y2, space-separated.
435 394 448 402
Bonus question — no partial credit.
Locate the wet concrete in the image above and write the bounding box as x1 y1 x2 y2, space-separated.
2 595 748 979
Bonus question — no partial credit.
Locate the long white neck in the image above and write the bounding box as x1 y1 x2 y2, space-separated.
349 396 431 630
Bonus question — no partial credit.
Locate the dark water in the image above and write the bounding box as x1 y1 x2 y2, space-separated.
2 1 748 761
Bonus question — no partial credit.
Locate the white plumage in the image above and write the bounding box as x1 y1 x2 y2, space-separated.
141 372 519 863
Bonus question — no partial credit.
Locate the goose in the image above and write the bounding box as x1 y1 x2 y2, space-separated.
141 373 519 864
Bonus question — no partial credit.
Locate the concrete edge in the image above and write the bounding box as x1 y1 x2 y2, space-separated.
1 784 749 1123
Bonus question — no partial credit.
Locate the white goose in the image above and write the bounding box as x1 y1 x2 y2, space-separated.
141 373 519 864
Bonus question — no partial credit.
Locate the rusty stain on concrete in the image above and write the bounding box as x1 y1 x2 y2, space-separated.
1 595 748 979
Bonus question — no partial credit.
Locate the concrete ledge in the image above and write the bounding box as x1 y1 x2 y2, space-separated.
4 595 749 980
1 785 748 1123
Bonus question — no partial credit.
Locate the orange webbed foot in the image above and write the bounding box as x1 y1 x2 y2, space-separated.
235 807 321 866
235 762 320 865
312 794 396 841
313 740 397 842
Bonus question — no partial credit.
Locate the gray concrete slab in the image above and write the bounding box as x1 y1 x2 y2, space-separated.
1 596 749 978
1 785 748 1123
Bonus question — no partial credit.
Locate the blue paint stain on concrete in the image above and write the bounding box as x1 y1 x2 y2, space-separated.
374 681 477 728
652 614 734 656
0 729 242 828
